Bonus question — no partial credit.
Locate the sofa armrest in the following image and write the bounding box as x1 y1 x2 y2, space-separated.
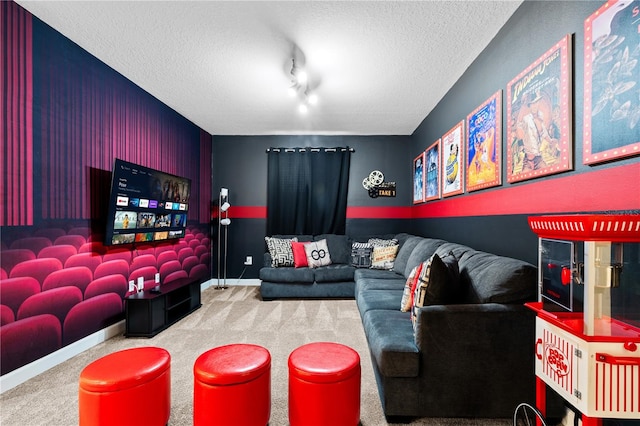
413 303 536 417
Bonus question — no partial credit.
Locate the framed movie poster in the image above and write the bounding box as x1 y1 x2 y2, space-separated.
584 0 640 165
441 121 465 197
466 90 502 192
506 35 573 183
413 152 425 204
425 139 441 201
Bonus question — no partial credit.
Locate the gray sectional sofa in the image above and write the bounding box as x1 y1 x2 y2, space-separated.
259 233 542 419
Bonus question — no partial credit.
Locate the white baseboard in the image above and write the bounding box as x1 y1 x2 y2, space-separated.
0 278 259 394
0 320 125 394
204 278 260 288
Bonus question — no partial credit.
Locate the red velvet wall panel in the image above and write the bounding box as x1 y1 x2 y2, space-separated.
34 29 207 221
1 1 34 226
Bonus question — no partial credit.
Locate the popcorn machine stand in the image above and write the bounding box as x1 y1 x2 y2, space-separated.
526 215 640 426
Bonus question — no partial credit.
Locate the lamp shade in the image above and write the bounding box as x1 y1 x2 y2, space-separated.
220 202 230 212
220 218 231 226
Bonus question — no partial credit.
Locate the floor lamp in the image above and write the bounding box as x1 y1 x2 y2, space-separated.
217 188 231 289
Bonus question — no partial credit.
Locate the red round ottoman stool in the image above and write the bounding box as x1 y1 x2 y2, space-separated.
79 346 171 426
193 343 271 426
288 342 361 426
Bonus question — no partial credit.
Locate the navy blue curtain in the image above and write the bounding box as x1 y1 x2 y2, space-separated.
267 147 351 235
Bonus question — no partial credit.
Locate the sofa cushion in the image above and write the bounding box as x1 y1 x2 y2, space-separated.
434 242 475 262
350 242 373 268
265 236 298 267
315 234 351 265
391 236 423 276
457 250 537 304
259 266 314 283
355 277 406 294
304 239 332 268
362 310 419 377
357 289 404 315
354 268 402 281
404 238 447 278
314 264 355 283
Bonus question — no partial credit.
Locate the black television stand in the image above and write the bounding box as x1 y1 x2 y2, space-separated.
124 277 201 337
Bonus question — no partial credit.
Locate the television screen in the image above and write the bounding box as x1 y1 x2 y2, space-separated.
105 159 191 246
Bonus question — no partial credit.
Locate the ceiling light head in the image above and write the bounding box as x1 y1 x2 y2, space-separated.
307 93 318 105
287 83 298 97
298 103 309 114
296 70 308 85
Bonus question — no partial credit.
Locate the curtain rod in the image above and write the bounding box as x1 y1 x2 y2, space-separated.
266 147 355 153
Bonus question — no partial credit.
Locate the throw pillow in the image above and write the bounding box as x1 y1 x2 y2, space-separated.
368 237 399 247
370 244 399 270
291 241 310 268
265 236 298 267
351 242 373 268
411 251 460 329
304 239 332 268
400 261 425 312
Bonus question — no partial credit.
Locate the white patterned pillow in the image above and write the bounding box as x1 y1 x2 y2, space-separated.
351 242 373 268
400 261 425 312
370 244 399 270
265 236 298 267
304 239 332 268
368 237 399 247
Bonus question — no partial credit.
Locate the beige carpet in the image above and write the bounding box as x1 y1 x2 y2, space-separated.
0 285 512 426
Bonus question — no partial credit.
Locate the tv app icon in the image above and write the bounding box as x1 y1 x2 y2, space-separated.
116 196 129 207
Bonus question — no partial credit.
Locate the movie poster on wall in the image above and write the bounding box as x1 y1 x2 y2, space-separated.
466 90 502 192
506 35 573 183
413 152 425 204
583 0 640 165
441 121 465 197
425 139 441 201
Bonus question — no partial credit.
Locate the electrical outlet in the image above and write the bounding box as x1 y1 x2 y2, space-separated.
244 256 253 266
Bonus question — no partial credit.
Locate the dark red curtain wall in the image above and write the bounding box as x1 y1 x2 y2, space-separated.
2 1 212 226
1 1 34 226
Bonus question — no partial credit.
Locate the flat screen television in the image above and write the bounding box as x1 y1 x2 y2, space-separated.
104 159 191 246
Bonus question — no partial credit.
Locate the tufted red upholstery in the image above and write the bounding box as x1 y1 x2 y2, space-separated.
79 346 171 426
193 344 271 426
288 342 361 426
0 314 62 374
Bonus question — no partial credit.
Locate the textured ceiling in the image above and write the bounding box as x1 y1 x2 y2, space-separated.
16 1 523 136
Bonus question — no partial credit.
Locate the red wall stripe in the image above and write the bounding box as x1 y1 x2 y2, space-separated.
347 206 413 219
229 206 267 219
413 163 640 218
228 163 639 220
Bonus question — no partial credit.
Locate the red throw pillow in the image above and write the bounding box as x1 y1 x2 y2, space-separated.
291 241 309 268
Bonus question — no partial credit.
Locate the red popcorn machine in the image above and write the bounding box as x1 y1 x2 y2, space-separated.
526 214 640 426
